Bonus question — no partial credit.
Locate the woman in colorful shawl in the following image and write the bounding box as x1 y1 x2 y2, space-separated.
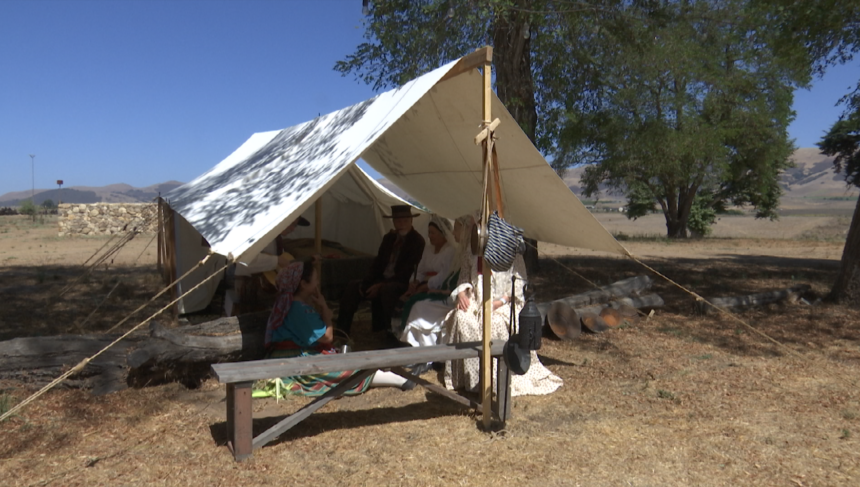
443 215 563 397
397 215 466 348
263 257 414 396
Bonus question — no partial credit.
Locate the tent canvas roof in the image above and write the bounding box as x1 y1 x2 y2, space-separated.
166 51 627 264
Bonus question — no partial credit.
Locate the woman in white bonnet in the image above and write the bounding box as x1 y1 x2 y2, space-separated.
396 215 464 351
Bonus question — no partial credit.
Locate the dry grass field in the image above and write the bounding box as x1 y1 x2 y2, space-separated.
1 213 859 486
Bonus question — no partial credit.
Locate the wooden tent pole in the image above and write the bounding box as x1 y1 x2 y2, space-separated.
157 197 163 276
314 198 322 279
480 53 493 430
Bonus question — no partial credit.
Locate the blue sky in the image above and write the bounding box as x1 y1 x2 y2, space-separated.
2 0 859 198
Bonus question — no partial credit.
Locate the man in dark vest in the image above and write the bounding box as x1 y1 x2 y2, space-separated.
337 205 425 335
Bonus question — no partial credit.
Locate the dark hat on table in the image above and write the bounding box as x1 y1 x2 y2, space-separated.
295 216 311 227
383 205 420 218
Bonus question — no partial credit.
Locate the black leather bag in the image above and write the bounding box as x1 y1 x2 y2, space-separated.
483 211 525 272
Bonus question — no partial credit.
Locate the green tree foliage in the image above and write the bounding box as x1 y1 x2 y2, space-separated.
687 195 718 238
338 1 809 238
19 199 36 216
568 0 808 237
755 0 860 74
819 108 860 187
41 199 54 210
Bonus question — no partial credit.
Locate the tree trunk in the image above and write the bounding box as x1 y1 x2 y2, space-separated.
662 182 699 238
830 197 860 305
492 7 537 143
492 5 541 274
665 215 688 238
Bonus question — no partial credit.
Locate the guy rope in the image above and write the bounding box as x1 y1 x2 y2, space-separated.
0 253 229 422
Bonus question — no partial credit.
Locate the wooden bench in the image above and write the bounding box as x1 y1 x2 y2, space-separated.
211 341 511 461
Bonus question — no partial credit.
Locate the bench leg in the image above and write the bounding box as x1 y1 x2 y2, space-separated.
226 381 253 461
494 357 512 422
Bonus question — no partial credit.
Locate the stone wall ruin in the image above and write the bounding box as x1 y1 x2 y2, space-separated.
58 203 157 237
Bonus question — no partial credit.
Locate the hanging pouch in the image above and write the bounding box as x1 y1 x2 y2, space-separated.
483 211 525 272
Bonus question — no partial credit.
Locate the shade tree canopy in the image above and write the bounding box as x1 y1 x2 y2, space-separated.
338 0 812 238
566 0 808 237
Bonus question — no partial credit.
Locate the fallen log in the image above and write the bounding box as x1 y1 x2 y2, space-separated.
537 275 653 322
599 307 623 328
575 294 664 317
546 294 664 339
580 312 609 333
169 311 269 336
0 334 145 395
126 311 269 388
695 285 811 315
0 311 272 395
547 302 580 340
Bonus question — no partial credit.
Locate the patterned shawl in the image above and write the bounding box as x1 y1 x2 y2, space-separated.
264 260 304 348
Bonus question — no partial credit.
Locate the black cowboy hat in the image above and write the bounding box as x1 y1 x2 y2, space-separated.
383 204 421 218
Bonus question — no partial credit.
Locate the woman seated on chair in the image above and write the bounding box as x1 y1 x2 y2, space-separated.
396 215 465 348
262 257 414 396
443 214 563 397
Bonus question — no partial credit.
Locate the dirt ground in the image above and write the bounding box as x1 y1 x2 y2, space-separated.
1 214 859 486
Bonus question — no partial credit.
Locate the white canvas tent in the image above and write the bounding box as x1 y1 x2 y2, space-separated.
165 164 429 314
164 49 628 313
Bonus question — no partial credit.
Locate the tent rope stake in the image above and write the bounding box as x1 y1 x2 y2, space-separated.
0 253 225 423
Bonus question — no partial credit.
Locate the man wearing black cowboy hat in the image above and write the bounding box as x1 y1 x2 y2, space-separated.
337 205 425 336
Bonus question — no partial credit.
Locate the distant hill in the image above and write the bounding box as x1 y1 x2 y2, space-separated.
559 148 858 204
0 181 183 207
780 148 857 199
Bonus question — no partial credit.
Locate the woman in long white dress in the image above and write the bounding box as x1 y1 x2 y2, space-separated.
443 215 563 397
397 215 462 347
